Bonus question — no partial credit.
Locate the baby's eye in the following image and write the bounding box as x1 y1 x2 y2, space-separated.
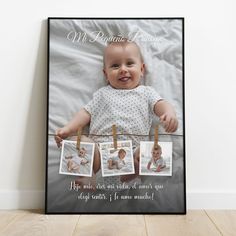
111 64 120 68
127 61 134 66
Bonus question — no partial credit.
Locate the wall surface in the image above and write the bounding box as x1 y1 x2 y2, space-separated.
0 0 235 209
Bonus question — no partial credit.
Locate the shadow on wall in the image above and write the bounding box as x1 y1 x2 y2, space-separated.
17 20 47 208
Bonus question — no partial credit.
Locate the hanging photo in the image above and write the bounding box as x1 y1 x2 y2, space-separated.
59 140 95 177
46 18 185 214
139 141 172 176
99 140 135 177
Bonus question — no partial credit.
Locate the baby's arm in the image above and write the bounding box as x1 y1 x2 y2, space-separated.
154 100 178 133
156 165 162 172
55 108 91 147
81 158 89 165
147 160 152 170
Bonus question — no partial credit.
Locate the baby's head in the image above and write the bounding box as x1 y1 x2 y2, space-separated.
103 38 145 90
152 144 162 161
78 147 86 158
118 149 126 160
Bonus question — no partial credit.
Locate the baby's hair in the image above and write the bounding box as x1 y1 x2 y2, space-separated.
152 144 162 153
118 148 126 155
103 36 144 66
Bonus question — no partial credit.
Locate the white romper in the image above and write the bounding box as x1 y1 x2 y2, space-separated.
84 85 162 147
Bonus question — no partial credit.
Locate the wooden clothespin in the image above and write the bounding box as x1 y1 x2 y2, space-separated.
112 124 117 149
154 125 158 149
76 128 82 150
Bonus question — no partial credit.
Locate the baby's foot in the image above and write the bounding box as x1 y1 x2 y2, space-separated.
156 166 161 172
67 164 72 172
120 173 137 183
120 158 139 182
75 176 96 191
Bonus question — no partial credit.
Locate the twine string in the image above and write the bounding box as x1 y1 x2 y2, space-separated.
48 133 182 137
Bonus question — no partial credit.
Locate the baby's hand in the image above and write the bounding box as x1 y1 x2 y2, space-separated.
160 113 178 133
81 160 88 165
54 127 71 148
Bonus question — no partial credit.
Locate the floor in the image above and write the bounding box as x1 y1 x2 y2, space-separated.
0 210 235 236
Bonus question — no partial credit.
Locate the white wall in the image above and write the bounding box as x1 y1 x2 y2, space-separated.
0 0 235 209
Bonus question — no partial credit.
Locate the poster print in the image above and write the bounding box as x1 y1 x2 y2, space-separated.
46 18 185 214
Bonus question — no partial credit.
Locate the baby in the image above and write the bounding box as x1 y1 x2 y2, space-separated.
55 38 178 182
65 147 89 172
107 149 126 170
147 144 166 172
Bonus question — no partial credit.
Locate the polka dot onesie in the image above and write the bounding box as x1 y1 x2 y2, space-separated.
84 85 162 147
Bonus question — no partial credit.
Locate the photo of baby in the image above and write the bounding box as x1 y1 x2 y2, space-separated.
59 140 94 177
107 149 126 170
99 140 135 177
139 141 172 176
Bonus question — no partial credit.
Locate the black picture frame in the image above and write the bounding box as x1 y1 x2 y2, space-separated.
46 17 186 214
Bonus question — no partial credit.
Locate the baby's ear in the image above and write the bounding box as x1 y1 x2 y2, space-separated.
141 63 145 77
103 68 108 80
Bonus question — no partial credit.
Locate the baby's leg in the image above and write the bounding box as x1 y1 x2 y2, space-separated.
108 160 119 169
120 147 140 183
67 160 73 171
81 135 101 173
116 161 122 170
72 163 80 171
108 159 114 169
72 135 100 190
72 135 100 173
68 160 80 172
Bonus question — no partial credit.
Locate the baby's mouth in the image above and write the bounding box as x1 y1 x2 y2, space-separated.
118 76 131 82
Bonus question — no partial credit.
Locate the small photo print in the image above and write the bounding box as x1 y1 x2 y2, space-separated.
99 140 135 177
139 141 172 176
59 140 95 177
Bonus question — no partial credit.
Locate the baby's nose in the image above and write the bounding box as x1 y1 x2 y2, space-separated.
120 64 128 72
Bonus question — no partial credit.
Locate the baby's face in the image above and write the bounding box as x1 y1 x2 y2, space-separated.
103 43 145 90
78 149 86 157
152 149 161 160
118 151 126 160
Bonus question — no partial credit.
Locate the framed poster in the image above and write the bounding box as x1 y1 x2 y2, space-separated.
46 17 186 214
